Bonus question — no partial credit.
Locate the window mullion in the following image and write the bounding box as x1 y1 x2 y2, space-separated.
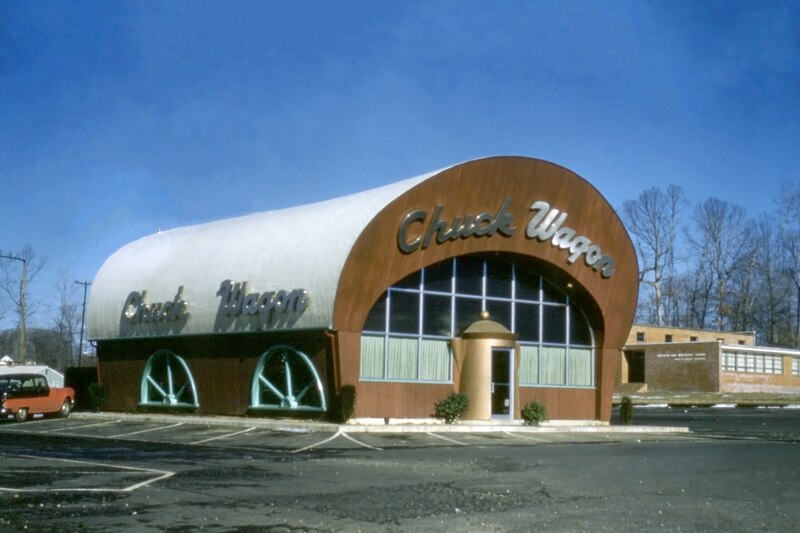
418 289 424 380
481 259 487 310
510 264 516 336
566 298 571 385
537 275 543 385
450 258 456 337
384 291 391 380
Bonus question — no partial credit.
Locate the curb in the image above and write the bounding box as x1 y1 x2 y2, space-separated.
72 411 689 434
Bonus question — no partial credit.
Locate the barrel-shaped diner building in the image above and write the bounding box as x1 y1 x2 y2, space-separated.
87 156 638 422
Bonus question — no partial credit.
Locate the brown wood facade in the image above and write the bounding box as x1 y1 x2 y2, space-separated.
334 157 638 421
97 330 333 415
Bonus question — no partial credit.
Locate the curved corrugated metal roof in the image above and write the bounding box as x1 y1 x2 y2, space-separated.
87 168 444 340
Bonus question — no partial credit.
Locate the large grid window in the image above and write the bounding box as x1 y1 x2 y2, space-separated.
361 255 595 387
722 351 784 374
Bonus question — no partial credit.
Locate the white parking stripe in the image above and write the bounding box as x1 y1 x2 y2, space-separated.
0 453 175 493
291 430 342 453
426 432 467 446
340 432 383 450
190 426 256 444
50 420 122 432
502 430 550 442
109 422 185 438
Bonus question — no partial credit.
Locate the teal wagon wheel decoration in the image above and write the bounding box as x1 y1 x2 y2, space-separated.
140 350 199 408
250 345 327 412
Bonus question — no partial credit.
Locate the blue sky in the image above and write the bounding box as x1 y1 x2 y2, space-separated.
1 0 798 330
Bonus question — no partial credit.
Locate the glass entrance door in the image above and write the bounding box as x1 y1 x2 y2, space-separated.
491 348 513 417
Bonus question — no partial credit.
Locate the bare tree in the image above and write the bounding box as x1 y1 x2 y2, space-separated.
777 183 800 348
728 232 759 332
0 290 8 328
685 255 714 329
621 183 798 342
0 245 46 359
687 197 749 331
746 215 791 345
622 185 686 326
53 272 81 367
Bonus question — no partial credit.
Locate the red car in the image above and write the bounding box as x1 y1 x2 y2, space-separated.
0 373 75 422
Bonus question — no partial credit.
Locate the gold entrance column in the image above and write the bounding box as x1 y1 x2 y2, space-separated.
451 312 519 421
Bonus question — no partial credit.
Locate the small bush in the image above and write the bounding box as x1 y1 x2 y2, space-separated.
88 382 107 411
329 384 357 423
434 392 469 424
620 395 634 425
521 400 547 426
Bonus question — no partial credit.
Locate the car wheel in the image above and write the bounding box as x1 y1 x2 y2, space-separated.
59 399 72 418
15 408 28 422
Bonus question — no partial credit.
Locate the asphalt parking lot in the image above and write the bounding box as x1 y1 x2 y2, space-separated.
0 411 686 464
1 407 798 532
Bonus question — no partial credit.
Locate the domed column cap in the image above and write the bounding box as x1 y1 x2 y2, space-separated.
460 312 518 341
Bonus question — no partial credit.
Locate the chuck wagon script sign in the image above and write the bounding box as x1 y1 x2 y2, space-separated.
397 198 617 278
120 282 310 334
216 280 309 330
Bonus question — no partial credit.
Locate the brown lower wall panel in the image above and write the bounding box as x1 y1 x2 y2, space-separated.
596 347 619 421
354 381 455 419
190 356 256 414
517 387 597 420
97 331 332 416
100 356 256 415
336 331 362 387
354 381 598 421
100 358 144 412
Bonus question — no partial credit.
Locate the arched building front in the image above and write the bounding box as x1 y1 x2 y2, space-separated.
87 156 638 422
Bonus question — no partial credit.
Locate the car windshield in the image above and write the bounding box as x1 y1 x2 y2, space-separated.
0 377 24 392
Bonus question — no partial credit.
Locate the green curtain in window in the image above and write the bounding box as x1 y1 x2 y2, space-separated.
360 335 385 379
519 345 539 385
540 346 566 385
387 337 418 380
419 339 450 381
568 348 592 386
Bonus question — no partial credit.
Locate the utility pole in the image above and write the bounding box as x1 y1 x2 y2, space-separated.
0 251 27 361
75 280 92 367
